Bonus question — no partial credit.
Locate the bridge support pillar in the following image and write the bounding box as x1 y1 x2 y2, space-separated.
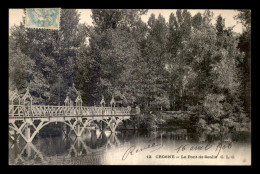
75 124 83 137
24 124 32 143
13 131 19 143
109 123 115 133
108 117 122 133
26 142 32 157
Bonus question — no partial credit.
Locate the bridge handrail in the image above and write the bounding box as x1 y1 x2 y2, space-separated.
9 104 133 117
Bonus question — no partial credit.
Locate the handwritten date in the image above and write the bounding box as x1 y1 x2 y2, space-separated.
175 141 233 157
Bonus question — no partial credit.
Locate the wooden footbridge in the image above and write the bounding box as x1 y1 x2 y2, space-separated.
9 88 139 143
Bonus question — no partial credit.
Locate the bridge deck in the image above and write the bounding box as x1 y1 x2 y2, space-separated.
9 105 133 118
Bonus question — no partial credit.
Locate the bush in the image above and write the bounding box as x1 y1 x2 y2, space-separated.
137 111 166 131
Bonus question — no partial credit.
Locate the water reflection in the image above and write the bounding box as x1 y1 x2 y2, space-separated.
9 129 251 165
9 129 120 165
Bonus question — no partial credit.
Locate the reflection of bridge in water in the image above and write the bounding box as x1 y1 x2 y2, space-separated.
9 130 125 165
9 88 138 143
9 129 203 165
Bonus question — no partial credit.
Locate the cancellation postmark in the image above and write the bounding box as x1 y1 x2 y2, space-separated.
25 8 61 30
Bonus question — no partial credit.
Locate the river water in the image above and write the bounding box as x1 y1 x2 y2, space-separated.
9 128 251 165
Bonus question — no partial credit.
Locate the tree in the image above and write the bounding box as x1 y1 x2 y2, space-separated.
76 9 148 106
182 10 246 130
235 10 251 115
192 12 202 29
166 10 192 110
141 14 169 110
9 16 50 103
216 15 225 36
9 9 83 105
235 10 251 31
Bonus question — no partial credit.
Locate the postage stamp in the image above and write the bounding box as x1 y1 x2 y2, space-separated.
25 8 60 30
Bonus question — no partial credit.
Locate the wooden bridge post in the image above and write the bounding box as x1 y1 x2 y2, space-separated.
100 95 106 107
13 131 19 142
75 124 80 137
74 122 85 137
108 116 122 133
26 143 32 157
9 90 135 142
24 124 31 143
110 123 115 133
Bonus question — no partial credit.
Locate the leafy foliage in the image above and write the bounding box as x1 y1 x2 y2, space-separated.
9 9 250 132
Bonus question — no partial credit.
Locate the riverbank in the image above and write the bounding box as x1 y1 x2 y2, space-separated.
134 111 251 134
35 110 250 138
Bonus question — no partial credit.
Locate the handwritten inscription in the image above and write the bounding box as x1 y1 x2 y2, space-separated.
122 142 163 160
175 141 233 157
122 140 233 161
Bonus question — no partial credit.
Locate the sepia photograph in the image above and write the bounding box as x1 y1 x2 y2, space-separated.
8 8 251 165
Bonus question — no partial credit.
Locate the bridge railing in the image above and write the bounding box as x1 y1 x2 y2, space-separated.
9 105 132 117
9 105 24 117
9 88 135 118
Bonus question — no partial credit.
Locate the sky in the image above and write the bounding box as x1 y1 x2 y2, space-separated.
9 9 243 33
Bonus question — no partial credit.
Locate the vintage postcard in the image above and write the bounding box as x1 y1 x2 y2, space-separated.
9 8 251 165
